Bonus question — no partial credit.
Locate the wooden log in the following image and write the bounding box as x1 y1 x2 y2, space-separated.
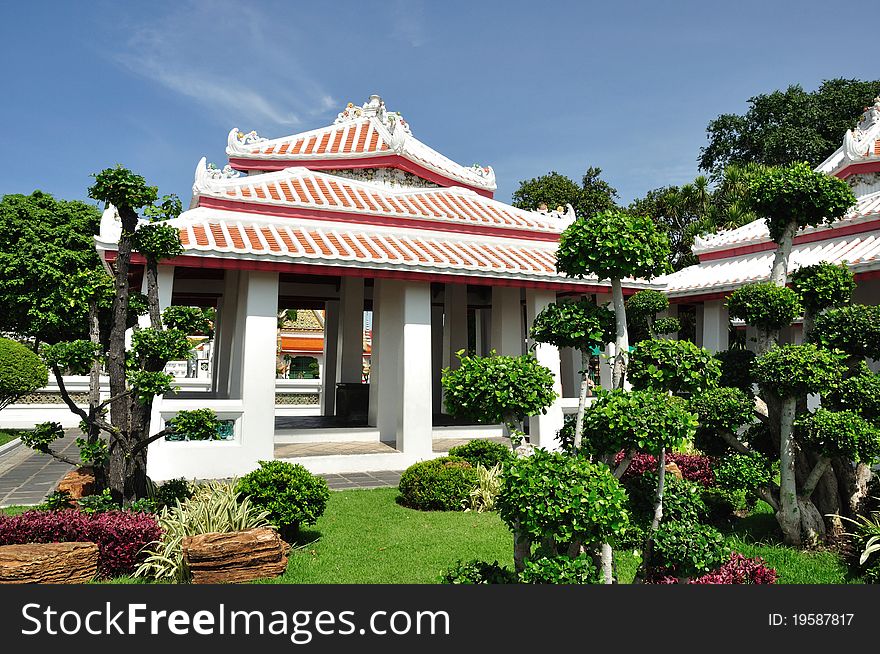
0 542 98 584
183 528 288 584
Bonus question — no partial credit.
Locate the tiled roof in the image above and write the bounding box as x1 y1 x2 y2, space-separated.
663 229 880 296
240 118 388 159
193 161 567 237
693 191 880 255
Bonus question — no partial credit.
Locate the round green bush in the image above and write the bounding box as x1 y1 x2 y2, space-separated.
447 439 513 469
752 343 846 398
794 408 880 463
398 456 478 511
441 559 517 584
652 520 730 579
688 386 754 434
0 337 48 410
624 472 707 529
235 460 330 539
712 451 774 509
727 283 802 331
628 339 721 396
519 553 597 584
790 262 855 315
809 304 880 360
826 364 880 425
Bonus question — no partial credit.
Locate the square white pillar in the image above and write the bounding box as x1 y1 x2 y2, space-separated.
701 300 729 353
212 270 240 397
336 277 365 384
559 347 582 398
525 289 564 451
322 299 340 415
236 271 279 463
147 265 176 433
491 286 523 356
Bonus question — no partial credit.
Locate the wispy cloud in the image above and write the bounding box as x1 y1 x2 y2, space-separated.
112 0 336 130
390 0 428 47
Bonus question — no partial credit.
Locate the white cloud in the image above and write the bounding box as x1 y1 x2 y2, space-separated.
390 0 428 47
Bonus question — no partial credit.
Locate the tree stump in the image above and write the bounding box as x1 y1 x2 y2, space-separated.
0 542 98 584
183 528 289 584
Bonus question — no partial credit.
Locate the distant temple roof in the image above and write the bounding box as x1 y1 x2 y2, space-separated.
817 96 880 183
225 95 497 196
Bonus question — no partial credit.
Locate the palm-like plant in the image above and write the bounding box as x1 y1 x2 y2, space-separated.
838 499 880 570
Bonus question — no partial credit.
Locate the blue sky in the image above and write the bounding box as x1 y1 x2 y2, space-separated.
1 1 875 208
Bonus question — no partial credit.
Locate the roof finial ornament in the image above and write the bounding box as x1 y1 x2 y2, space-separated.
844 97 880 160
334 95 412 138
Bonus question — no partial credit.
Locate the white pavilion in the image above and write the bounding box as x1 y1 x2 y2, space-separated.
94 95 659 481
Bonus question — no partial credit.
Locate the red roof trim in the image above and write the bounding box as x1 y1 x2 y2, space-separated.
198 196 560 242
837 160 880 179
228 154 494 198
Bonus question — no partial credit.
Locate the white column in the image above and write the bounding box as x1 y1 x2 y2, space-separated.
237 271 279 464
322 300 340 415
336 277 365 384
148 266 176 432
371 279 433 456
525 289 564 451
491 286 523 356
559 347 582 398
367 281 385 428
212 270 240 397
701 300 729 353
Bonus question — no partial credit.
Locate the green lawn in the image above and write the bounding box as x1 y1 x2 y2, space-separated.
0 429 25 448
1 488 861 584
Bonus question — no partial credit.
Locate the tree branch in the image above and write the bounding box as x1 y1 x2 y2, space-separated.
37 446 80 467
51 365 89 423
800 456 832 501
128 428 172 458
97 389 134 412
613 450 636 479
720 429 751 454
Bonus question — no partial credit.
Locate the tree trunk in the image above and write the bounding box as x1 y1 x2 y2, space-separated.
572 350 590 451
650 448 667 532
144 261 163 330
86 300 106 489
610 278 628 390
769 220 797 286
777 395 801 545
513 521 531 573
599 543 614 584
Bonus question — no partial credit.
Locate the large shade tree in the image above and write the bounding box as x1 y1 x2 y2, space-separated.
512 167 618 218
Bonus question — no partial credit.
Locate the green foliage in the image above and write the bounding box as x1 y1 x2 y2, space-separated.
689 386 754 434
130 327 192 368
791 262 855 315
699 78 880 176
397 457 479 512
652 520 730 578
626 289 669 322
464 463 504 513
236 460 330 537
447 439 513 469
519 553 598 584
41 340 101 376
794 408 880 463
580 389 698 457
628 339 721 395
752 343 846 398
556 209 672 281
0 191 104 343
77 489 121 514
746 162 855 243
651 317 681 336
529 297 615 351
135 480 271 583
511 167 619 220
166 409 220 441
809 304 880 360
127 292 150 322
162 306 213 336
496 449 629 547
441 353 557 430
727 282 802 331
131 223 184 264
153 478 193 510
826 364 880 425
40 490 75 511
715 348 757 394
0 338 48 409
441 559 517 584
127 370 175 404
625 473 707 528
88 166 159 211
20 421 64 454
142 194 183 222
713 451 775 502
76 436 108 465
838 500 880 579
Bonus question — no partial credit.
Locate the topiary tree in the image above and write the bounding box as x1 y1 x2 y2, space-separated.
752 344 847 544
0 337 48 410
441 352 557 445
628 339 721 397
688 387 756 455
745 162 854 286
529 297 615 449
809 304 880 367
496 449 629 574
727 282 802 354
714 348 757 395
625 289 680 341
791 262 855 337
556 210 672 388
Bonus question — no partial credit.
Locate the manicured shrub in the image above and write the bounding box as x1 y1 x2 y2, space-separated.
448 439 512 469
441 559 517 584
519 553 597 584
628 339 721 396
398 457 479 511
727 282 802 331
791 262 855 315
0 337 48 410
714 349 757 394
712 451 774 511
752 343 846 398
809 304 880 360
826 364 880 425
236 460 330 538
0 509 161 577
689 387 754 438
794 408 880 463
651 520 729 580
623 472 708 528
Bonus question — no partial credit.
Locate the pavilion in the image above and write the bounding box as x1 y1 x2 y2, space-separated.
94 95 660 480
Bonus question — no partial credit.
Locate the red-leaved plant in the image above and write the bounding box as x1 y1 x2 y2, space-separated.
650 553 777 585
0 509 161 577
616 451 716 487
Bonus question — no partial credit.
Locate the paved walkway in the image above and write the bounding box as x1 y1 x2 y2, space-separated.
0 431 80 507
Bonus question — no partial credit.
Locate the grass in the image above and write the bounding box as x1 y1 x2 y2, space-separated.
0 429 25 448
0 489 863 584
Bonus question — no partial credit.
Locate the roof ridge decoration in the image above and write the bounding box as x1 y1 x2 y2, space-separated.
844 96 880 160
334 94 412 147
